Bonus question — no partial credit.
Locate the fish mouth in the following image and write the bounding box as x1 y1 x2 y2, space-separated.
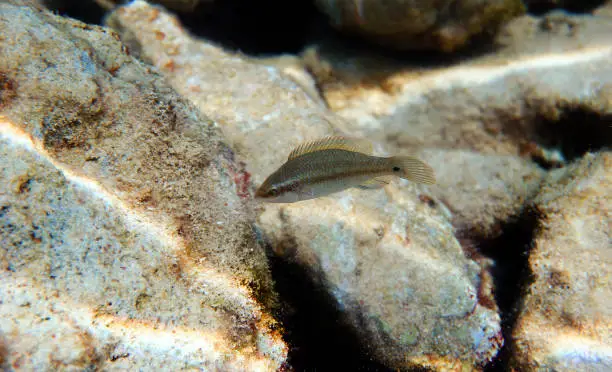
254 186 267 199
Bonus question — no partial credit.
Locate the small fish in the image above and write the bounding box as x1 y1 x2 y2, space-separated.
255 136 436 203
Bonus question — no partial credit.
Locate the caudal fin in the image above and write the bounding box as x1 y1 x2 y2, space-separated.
390 156 436 185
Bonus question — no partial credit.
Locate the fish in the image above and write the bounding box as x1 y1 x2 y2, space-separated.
255 136 436 203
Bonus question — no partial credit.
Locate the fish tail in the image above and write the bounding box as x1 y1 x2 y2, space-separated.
389 156 436 185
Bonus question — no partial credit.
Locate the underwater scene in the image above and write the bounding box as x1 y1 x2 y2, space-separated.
0 0 610 371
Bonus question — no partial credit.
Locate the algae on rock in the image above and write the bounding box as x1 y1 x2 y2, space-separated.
512 152 612 371
109 2 506 370
0 2 286 370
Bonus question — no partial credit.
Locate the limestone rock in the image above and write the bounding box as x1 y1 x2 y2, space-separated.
324 38 612 162
313 0 525 52
259 186 503 370
594 1 612 17
512 152 612 371
0 2 286 370
94 0 204 12
417 149 545 238
0 129 283 371
110 2 505 369
107 0 333 182
299 10 612 237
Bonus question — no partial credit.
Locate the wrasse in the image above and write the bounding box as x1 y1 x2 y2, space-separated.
255 136 436 203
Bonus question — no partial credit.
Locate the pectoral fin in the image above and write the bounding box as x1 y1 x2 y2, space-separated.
356 176 391 190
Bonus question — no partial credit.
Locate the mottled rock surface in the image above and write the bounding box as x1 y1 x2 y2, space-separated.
300 9 612 237
417 149 545 238
326 44 612 161
512 152 612 371
314 0 525 52
0 128 282 371
107 0 333 181
110 2 506 370
94 0 203 12
0 2 286 370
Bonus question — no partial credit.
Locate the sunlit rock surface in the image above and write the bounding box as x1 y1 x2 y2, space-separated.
300 8 612 237
110 2 506 369
0 2 286 370
512 153 612 371
416 149 545 238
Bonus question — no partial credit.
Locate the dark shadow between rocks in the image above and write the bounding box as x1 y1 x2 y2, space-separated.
266 251 395 372
527 0 607 16
41 0 108 25
467 208 540 372
532 107 612 168
179 0 321 56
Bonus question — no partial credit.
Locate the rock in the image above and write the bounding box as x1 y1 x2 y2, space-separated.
94 0 204 12
4 0 45 9
594 1 612 17
106 0 334 182
0 2 286 370
315 13 612 162
259 186 504 370
313 0 525 52
109 2 505 369
299 11 612 237
417 149 545 238
512 152 612 371
302 8 612 110
495 10 612 58
0 127 284 371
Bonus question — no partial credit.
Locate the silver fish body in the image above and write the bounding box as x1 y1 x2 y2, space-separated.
256 137 435 203
257 149 392 203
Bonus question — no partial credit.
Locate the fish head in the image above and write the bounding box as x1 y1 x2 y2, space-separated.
255 173 301 203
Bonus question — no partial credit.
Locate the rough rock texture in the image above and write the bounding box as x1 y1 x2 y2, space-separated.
299 9 612 237
106 1 334 181
110 2 505 370
311 10 612 148
325 44 612 162
512 152 612 371
303 8 612 106
494 10 612 58
258 186 503 370
94 0 204 12
417 149 545 238
594 1 612 16
314 0 525 52
0 129 283 371
0 2 286 370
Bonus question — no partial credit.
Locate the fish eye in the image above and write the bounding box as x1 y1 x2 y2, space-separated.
269 187 280 196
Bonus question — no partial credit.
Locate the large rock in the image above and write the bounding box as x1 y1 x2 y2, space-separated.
106 1 334 181
313 0 525 52
301 9 612 237
94 0 203 12
109 2 505 369
0 2 286 370
512 152 612 371
311 11 612 154
417 149 545 238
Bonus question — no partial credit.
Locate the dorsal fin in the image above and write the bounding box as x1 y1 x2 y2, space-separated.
287 136 373 160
